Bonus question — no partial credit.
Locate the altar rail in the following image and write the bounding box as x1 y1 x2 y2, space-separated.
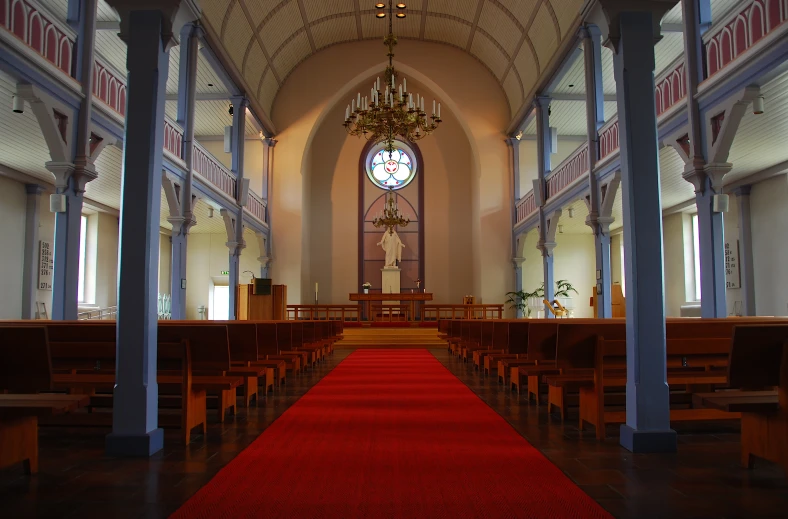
420 304 504 321
287 305 360 321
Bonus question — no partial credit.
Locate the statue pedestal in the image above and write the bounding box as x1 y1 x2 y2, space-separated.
381 266 401 306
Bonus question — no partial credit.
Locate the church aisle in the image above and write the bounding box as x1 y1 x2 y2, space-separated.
171 349 611 519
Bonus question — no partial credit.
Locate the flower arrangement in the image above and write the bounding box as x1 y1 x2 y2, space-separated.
362 282 372 289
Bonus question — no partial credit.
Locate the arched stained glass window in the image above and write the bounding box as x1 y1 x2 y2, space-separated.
366 142 417 190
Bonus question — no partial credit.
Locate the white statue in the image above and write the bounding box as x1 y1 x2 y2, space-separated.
377 229 405 267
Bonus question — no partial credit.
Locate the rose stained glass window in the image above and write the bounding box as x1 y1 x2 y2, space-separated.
366 146 416 189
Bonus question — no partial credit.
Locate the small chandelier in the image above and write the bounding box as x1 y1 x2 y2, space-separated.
372 188 410 232
343 2 442 155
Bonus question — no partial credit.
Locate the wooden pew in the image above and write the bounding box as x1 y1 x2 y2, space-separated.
276 322 310 371
460 321 484 362
256 322 301 374
0 326 90 474
478 320 526 375
544 321 751 439
468 321 496 367
30 322 243 443
692 325 788 472
162 321 285 405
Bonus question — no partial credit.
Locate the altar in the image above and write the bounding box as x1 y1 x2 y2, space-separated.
349 292 433 321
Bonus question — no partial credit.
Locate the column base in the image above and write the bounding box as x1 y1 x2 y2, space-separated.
106 428 164 457
620 424 677 453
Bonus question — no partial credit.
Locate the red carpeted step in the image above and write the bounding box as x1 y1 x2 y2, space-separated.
170 349 612 519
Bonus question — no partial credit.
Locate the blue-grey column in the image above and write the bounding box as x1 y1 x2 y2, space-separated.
683 0 725 317
611 11 676 453
51 0 98 320
513 257 525 318
106 9 171 457
22 184 44 319
583 25 613 318
169 23 200 320
228 95 247 319
735 186 756 315
534 96 554 315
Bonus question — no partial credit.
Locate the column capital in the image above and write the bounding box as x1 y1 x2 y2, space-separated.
263 137 277 148
578 23 603 40
25 183 45 195
593 0 678 50
533 95 551 109
734 185 751 197
226 240 246 253
108 0 201 51
230 95 250 108
537 241 557 257
586 215 616 235
505 136 520 147
258 255 272 267
512 257 526 270
46 161 97 193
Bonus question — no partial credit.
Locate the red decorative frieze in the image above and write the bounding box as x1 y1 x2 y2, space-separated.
599 119 619 160
545 144 589 199
655 61 686 116
194 143 237 200
93 58 126 116
705 0 787 77
515 191 536 225
0 0 75 76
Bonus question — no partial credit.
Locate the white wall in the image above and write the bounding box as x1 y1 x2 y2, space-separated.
184 232 261 319
200 139 266 198
0 176 26 318
553 233 596 318
751 174 788 316
662 213 688 317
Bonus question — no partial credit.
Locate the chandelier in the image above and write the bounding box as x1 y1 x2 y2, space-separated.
372 188 410 231
343 2 442 155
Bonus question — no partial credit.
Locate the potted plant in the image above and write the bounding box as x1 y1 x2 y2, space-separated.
554 279 578 315
506 284 545 318
362 282 371 294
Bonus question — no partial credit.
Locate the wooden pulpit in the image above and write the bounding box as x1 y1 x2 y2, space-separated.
590 284 626 318
237 284 287 320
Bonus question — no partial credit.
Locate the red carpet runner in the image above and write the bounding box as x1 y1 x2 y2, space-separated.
171 349 612 519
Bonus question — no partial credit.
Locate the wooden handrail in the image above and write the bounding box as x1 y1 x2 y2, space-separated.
420 304 504 321
286 305 360 322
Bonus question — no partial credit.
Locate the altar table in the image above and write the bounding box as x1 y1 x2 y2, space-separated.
349 292 433 321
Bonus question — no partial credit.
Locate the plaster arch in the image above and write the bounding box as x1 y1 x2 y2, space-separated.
270 40 512 305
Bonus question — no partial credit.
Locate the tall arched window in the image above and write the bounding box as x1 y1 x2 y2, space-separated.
359 140 425 308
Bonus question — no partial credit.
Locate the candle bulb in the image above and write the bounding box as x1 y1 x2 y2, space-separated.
345 105 350 120
399 85 403 101
433 100 436 115
377 77 380 90
438 103 441 118
357 93 361 107
403 78 407 92
391 74 395 87
351 99 355 112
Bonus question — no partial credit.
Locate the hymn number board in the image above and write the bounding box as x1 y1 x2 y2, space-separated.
725 239 740 289
38 240 53 290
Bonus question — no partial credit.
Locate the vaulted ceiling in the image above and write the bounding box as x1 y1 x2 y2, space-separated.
199 0 587 124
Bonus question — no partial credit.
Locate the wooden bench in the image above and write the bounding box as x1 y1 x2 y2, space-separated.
692 324 788 472
276 322 311 371
16 322 243 444
162 321 286 406
0 326 90 474
545 322 748 439
478 320 528 376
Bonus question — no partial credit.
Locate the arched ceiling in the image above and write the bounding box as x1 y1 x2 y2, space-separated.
199 0 586 125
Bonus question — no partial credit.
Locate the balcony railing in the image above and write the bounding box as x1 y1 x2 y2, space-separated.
515 190 536 226
704 0 787 78
599 118 620 161
0 0 76 77
545 143 589 198
193 141 236 200
247 189 266 224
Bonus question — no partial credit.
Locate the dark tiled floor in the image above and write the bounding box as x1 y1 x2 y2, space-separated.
2 348 787 519
433 349 788 519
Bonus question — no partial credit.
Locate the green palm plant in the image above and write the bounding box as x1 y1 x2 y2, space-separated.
506 284 544 317
554 279 579 298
